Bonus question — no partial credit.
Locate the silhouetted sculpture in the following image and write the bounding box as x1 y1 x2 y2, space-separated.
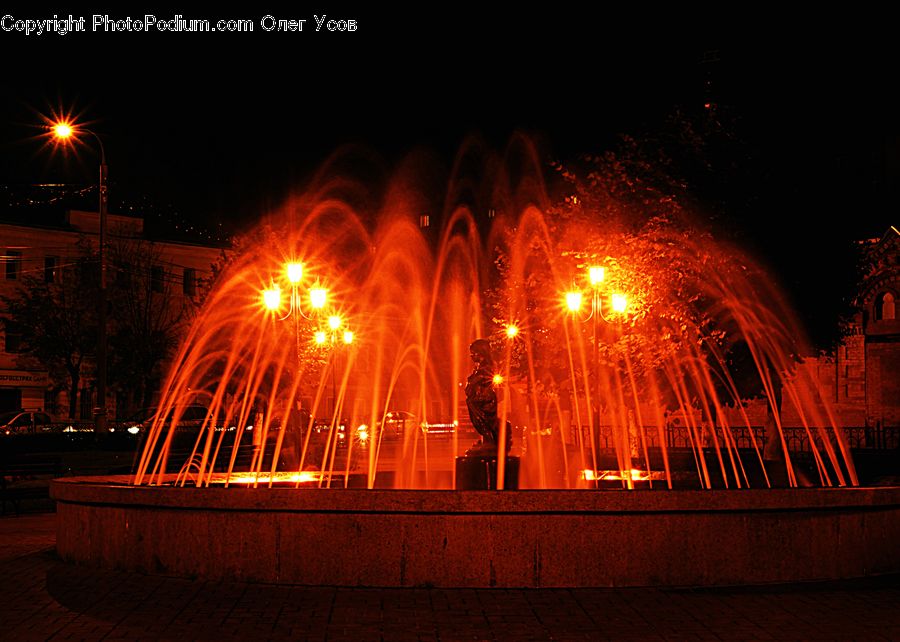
465 339 511 455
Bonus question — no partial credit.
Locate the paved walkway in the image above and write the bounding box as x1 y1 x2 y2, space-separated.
1 512 899 641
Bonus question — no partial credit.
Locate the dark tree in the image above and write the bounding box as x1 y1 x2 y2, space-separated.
107 238 195 414
1 245 98 418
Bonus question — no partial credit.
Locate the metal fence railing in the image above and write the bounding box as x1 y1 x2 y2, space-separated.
573 425 900 452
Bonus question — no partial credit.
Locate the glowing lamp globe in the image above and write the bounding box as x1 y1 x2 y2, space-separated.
262 288 281 311
52 122 73 139
309 288 327 309
565 291 583 312
286 262 303 284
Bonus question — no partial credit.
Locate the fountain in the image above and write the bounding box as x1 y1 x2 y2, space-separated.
52 142 900 587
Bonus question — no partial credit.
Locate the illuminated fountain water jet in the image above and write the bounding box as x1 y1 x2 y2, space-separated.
127 145 856 492
52 142 898 588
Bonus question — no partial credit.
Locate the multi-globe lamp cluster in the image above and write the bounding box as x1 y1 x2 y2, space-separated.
261 261 354 348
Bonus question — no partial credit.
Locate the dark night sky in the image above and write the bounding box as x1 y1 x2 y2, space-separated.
1 9 898 342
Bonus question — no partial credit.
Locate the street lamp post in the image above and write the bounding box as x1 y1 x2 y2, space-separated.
51 122 109 431
316 316 354 418
565 267 627 453
589 267 603 432
261 262 329 320
262 261 353 418
262 261 329 363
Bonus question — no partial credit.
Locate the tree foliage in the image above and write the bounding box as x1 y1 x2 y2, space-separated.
1 243 98 418
486 110 773 410
106 238 194 412
2 236 216 419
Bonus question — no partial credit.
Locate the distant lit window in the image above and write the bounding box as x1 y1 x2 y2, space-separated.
419 214 430 228
183 268 196 296
5 250 21 280
44 256 58 283
151 266 164 293
876 292 896 321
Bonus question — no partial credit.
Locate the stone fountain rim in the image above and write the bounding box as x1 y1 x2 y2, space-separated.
51 476 900 514
52 476 900 587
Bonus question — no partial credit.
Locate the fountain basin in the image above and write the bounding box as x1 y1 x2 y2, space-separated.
52 477 900 587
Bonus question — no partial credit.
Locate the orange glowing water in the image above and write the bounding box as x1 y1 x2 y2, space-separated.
133 143 857 491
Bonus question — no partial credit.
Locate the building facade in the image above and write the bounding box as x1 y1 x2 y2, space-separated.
855 228 900 427
0 209 224 420
794 228 900 430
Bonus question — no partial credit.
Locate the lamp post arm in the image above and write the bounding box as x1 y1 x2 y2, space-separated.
83 128 106 166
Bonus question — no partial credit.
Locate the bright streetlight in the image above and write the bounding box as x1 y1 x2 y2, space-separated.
309 287 327 310
564 266 631 455
50 119 109 432
315 315 354 420
286 262 303 284
259 262 329 321
262 287 281 311
52 122 73 139
611 292 628 314
565 291 583 312
260 261 355 421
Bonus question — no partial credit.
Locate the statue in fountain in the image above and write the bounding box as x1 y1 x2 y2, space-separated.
465 339 512 456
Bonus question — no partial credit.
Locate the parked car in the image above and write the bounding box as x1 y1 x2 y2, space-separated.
119 405 211 434
0 410 53 435
363 412 456 439
311 417 350 448
270 408 312 433
377 411 418 439
420 419 458 437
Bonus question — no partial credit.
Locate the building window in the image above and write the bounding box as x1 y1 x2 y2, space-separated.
183 268 196 296
115 262 132 287
4 328 22 353
151 266 164 293
44 256 58 283
78 257 98 284
80 386 93 420
875 292 896 321
419 214 430 228
5 250 21 280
